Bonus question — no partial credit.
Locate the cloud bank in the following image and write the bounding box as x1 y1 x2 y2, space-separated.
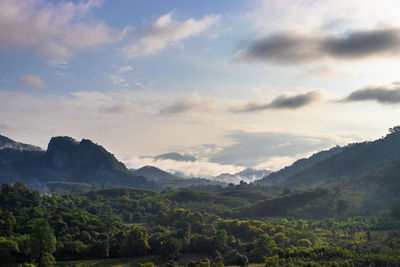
0 0 124 58
209 131 338 168
231 91 321 113
238 28 400 64
126 156 244 179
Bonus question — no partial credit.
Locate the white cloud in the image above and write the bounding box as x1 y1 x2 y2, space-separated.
18 74 46 89
126 156 244 178
0 0 124 58
46 58 69 68
118 65 133 73
122 12 220 58
107 74 129 87
255 156 298 171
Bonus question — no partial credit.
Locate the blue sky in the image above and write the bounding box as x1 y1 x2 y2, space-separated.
1 0 400 178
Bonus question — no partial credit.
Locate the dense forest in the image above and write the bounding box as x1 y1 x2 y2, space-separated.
1 183 400 266
1 128 400 266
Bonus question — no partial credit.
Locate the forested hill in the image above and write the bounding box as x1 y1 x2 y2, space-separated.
255 127 400 190
0 136 157 190
0 134 42 151
255 145 344 185
282 128 400 188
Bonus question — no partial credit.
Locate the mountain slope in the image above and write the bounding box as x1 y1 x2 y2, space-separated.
255 146 344 185
0 136 157 190
0 134 42 151
283 131 400 188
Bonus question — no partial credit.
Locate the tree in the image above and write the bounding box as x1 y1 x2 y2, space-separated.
161 237 182 259
336 200 349 215
249 234 277 262
30 219 56 267
388 126 400 135
122 226 150 257
212 230 227 252
297 238 312 248
0 236 19 265
0 211 16 236
390 203 400 219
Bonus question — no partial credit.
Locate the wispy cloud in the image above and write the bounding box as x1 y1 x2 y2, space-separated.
98 104 128 114
237 27 400 65
122 12 220 58
231 91 321 113
118 65 133 73
46 58 69 68
18 74 46 89
160 93 218 114
106 74 129 87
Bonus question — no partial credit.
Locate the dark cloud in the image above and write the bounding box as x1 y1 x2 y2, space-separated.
154 152 196 162
323 29 400 59
209 131 337 167
231 91 320 113
343 85 400 104
159 96 217 114
98 104 128 114
239 28 400 64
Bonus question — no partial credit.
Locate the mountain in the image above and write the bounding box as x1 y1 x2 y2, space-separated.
0 134 42 151
154 152 196 162
132 165 177 181
255 145 344 185
0 136 157 190
132 165 225 188
282 130 400 188
216 168 270 184
249 128 400 213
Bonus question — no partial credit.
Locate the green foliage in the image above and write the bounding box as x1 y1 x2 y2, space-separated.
0 183 400 266
161 237 182 259
122 226 150 257
249 234 277 262
0 236 19 264
30 219 57 266
296 238 312 248
139 262 157 267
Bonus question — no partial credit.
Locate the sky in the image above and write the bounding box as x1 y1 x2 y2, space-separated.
1 0 400 178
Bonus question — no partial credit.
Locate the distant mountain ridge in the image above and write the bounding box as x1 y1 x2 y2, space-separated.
0 136 157 190
0 134 42 151
216 168 271 184
132 165 177 181
131 165 225 188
